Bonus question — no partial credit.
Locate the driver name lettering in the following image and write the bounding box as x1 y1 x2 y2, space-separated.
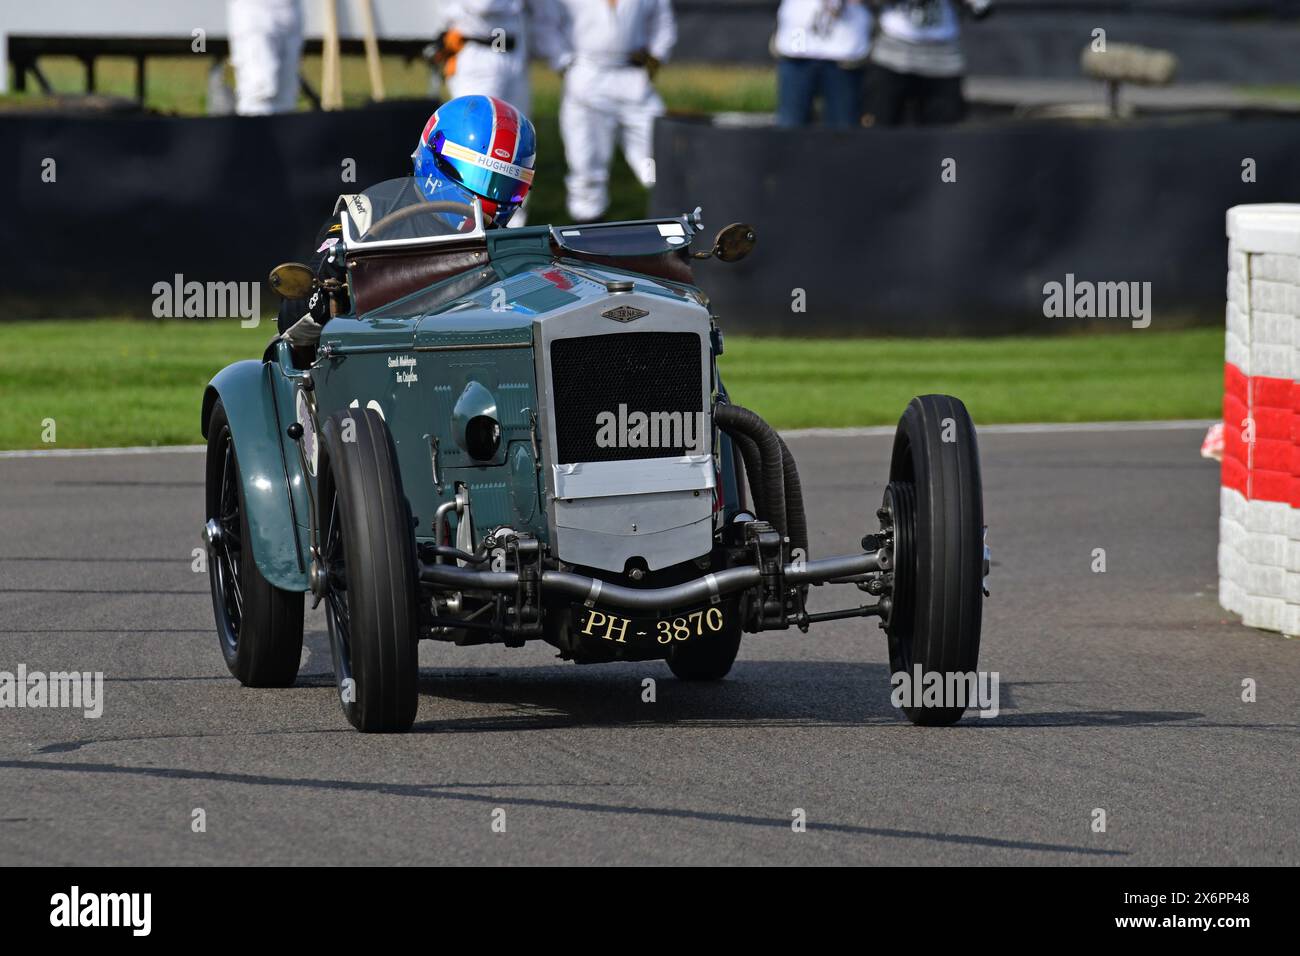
440 138 535 184
387 355 418 386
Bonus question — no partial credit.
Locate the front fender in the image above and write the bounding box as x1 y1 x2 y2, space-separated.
202 360 311 592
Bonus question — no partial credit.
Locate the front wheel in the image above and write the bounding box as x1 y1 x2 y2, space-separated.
204 400 304 687
317 407 420 732
880 395 984 726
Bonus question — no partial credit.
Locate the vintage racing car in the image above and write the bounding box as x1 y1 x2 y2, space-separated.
201 179 988 732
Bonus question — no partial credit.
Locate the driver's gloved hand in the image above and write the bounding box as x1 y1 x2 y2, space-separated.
283 312 323 349
275 287 328 337
278 287 328 348
307 287 331 323
275 216 344 337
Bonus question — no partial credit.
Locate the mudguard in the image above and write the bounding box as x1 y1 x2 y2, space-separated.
201 359 311 592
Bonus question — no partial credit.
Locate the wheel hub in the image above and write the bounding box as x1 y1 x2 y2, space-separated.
878 481 916 633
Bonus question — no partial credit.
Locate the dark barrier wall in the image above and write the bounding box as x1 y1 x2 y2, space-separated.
651 116 1300 335
6 105 1299 333
0 101 434 318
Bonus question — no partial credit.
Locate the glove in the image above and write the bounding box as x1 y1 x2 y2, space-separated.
282 312 324 348
629 49 661 79
308 287 331 323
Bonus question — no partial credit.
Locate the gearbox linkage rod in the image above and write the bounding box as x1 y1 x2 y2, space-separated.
791 604 884 626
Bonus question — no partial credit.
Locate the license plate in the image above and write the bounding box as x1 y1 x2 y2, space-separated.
575 605 727 647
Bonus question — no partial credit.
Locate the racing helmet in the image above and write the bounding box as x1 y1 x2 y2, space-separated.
411 95 537 228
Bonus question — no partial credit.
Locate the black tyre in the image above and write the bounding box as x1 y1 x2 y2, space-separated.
882 395 984 725
204 400 304 687
317 407 419 732
666 618 742 681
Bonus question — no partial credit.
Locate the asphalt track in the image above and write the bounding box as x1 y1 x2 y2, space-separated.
1 425 1296 866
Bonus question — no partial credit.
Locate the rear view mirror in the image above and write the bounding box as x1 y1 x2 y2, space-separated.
712 223 756 262
268 262 316 299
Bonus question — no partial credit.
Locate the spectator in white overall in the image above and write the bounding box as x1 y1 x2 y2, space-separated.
773 0 872 128
545 0 677 223
437 2 535 114
865 0 990 126
227 0 303 115
436 1 552 224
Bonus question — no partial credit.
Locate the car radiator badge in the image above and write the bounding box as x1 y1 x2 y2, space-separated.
601 304 648 323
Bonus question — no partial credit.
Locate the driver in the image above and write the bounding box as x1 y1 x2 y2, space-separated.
277 94 537 336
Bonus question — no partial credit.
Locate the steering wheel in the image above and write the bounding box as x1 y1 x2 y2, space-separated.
365 200 477 238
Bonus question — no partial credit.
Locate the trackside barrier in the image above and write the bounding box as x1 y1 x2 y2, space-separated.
1220 204 1300 635
652 116 1300 334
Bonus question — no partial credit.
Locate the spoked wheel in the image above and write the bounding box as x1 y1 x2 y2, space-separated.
317 407 419 733
877 395 984 726
204 400 304 687
319 488 354 709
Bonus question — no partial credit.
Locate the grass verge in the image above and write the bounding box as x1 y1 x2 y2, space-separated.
0 321 1221 450
720 328 1222 429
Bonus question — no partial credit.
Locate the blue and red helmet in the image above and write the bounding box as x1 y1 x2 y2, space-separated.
412 95 537 228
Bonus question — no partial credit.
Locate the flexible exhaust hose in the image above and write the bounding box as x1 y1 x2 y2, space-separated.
726 426 808 556
715 402 808 555
728 429 767 519
776 433 809 557
714 402 787 537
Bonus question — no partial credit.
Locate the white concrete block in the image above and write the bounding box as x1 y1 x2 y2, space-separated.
1220 576 1245 617
1283 609 1300 639
1244 532 1287 569
1221 487 1248 526
1249 342 1291 378
1242 594 1287 631
1228 204 1300 256
1251 306 1293 345
1245 562 1286 600
1245 499 1291 535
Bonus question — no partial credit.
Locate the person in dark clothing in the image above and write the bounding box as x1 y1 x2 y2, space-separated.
864 0 990 127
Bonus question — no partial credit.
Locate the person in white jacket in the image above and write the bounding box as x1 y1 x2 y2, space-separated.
437 1 534 115
227 0 303 115
543 0 677 223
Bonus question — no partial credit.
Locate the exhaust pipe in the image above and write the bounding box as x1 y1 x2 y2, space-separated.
419 550 884 613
